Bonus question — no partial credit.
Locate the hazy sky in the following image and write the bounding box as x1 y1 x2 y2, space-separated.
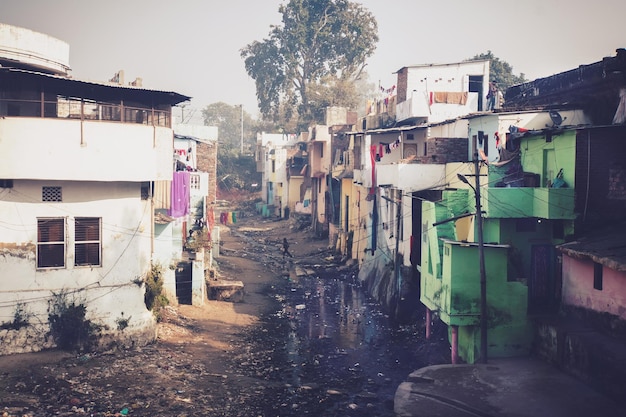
2 0 625 122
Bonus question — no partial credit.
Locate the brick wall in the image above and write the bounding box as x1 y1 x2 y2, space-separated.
396 68 408 103
415 137 468 164
196 141 218 204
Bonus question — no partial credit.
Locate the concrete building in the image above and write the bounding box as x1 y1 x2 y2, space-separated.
0 24 189 354
255 132 298 218
420 47 626 364
151 125 217 306
351 61 490 317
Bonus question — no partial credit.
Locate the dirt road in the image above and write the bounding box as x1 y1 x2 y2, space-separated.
0 213 332 416
1 211 450 416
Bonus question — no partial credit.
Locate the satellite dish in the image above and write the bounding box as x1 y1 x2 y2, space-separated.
549 111 565 127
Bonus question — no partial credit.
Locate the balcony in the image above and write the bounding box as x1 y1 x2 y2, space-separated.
0 97 170 127
396 92 430 122
0 116 173 182
396 92 479 124
482 187 575 219
376 163 446 192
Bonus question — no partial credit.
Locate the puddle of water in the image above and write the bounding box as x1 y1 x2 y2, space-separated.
255 271 450 416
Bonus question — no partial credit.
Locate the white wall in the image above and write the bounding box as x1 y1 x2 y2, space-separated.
468 110 590 162
174 124 218 142
0 118 173 181
0 179 155 351
405 60 489 95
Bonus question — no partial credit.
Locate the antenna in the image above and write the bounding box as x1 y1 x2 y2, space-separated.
548 110 566 127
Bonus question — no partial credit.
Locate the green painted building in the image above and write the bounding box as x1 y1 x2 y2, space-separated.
420 126 578 363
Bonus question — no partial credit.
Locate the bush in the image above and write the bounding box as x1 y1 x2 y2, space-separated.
144 263 169 321
48 291 99 352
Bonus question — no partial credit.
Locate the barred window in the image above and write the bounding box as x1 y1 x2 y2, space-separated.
42 186 62 202
190 174 200 190
37 218 66 268
75 217 101 267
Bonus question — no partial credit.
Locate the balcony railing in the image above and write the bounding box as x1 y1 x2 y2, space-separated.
482 187 575 219
0 97 171 127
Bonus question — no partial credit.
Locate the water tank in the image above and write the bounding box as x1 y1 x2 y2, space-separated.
0 23 71 76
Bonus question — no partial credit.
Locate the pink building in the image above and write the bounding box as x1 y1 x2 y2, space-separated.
558 229 626 321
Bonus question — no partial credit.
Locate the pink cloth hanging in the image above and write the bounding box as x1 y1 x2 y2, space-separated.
168 171 190 218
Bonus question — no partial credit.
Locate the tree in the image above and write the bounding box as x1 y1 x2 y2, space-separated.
241 0 378 130
201 102 255 154
468 51 527 89
201 102 265 193
308 71 377 121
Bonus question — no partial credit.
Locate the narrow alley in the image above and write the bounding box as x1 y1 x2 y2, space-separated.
0 210 450 416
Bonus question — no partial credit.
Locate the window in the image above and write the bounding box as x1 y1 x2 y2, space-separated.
37 218 66 268
75 217 101 267
593 262 603 290
0 179 13 188
190 174 200 190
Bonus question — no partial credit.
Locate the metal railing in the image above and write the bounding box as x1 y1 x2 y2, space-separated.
0 97 171 127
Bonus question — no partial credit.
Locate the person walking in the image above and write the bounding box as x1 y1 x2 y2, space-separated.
282 237 293 258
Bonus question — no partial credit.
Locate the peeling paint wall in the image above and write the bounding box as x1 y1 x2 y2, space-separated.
0 179 155 355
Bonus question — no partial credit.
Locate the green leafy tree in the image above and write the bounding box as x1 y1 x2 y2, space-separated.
241 0 378 130
201 102 262 192
217 153 261 193
468 51 527 89
202 102 256 154
308 71 377 120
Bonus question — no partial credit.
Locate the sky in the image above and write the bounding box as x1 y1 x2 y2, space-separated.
2 0 625 123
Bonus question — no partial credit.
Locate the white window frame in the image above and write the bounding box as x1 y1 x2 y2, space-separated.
74 217 102 267
37 217 66 269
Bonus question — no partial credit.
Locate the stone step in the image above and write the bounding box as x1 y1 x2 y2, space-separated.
207 280 244 303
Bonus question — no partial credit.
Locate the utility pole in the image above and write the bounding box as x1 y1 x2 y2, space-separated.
457 150 488 364
394 193 402 303
473 154 488 364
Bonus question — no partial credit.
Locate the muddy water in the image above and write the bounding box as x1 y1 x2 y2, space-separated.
234 269 450 416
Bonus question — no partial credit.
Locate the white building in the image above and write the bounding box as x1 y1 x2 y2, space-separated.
395 59 490 125
255 132 298 217
0 24 189 354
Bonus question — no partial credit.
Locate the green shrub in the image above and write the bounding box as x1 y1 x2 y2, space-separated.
48 291 100 352
144 263 169 321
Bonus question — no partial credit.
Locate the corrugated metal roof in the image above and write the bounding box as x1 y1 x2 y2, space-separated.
346 117 469 135
557 227 626 272
0 67 190 105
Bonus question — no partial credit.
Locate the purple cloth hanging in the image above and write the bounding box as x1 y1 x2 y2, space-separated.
168 171 190 218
